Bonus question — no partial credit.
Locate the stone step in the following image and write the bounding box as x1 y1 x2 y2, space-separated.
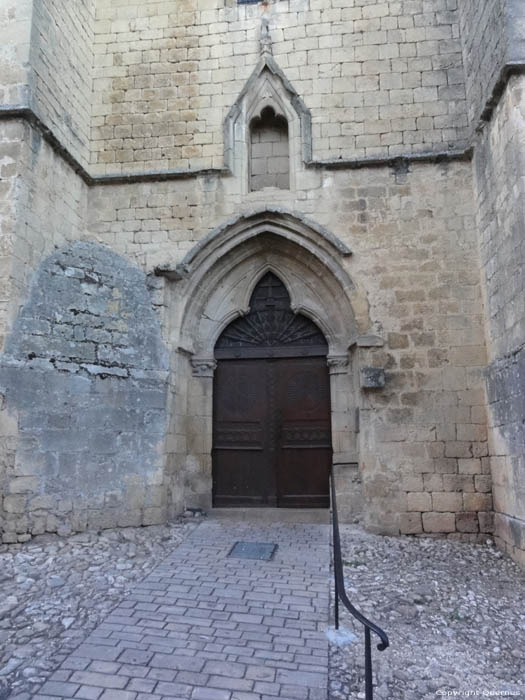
208 507 330 524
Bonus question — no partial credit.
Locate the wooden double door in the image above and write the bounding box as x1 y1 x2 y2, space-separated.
212 356 332 508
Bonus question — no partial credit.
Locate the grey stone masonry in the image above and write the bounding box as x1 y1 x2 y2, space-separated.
31 520 330 700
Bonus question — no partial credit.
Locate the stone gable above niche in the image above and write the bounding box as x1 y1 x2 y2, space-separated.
224 18 312 193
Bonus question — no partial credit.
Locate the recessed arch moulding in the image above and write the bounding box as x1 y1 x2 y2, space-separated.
160 210 371 514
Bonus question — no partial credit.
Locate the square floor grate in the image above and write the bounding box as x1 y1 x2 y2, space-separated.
228 541 277 561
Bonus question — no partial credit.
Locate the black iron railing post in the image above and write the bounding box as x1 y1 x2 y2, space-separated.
330 472 389 700
365 627 373 699
334 572 339 630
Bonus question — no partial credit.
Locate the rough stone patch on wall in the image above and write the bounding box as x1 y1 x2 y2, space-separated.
0 241 169 542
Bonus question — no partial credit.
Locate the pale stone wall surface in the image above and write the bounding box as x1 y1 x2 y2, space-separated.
29 0 96 167
7 126 88 334
3 0 522 552
86 158 491 539
90 0 468 174
474 75 525 565
507 0 525 65
250 112 289 191
0 0 33 107
0 121 24 348
458 0 506 128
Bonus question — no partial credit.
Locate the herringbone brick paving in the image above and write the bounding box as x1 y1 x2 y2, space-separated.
32 520 330 700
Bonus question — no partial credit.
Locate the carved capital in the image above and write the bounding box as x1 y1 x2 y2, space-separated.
327 354 349 375
191 358 217 378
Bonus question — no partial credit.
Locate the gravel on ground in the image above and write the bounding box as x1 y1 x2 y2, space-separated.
1 519 524 700
329 526 525 700
0 520 193 698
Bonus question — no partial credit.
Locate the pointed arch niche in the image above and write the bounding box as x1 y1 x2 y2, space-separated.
224 56 312 193
162 210 370 514
249 106 289 191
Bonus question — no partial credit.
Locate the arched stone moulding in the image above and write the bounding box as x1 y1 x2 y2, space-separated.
167 208 370 358
162 210 370 511
157 207 351 276
224 54 313 192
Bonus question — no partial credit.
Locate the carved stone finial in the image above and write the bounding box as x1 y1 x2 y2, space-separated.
260 15 273 57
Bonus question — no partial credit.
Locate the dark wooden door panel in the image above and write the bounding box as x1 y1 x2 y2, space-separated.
276 358 332 508
212 273 332 508
276 449 331 507
213 449 270 506
212 360 276 506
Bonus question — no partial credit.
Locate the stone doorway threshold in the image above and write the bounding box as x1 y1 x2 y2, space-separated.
209 507 330 523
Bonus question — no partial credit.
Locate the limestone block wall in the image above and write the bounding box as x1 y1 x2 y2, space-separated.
6 125 88 339
507 0 525 68
87 158 491 539
0 0 507 543
0 121 24 348
458 0 525 129
90 0 468 174
0 0 33 106
0 241 170 542
29 0 96 167
474 75 525 565
458 0 507 128
249 108 290 191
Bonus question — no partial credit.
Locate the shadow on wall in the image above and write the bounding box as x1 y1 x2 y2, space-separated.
0 241 170 541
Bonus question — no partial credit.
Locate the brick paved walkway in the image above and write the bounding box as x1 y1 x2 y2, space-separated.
34 520 330 700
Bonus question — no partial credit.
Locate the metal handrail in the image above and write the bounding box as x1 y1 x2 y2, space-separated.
330 473 390 699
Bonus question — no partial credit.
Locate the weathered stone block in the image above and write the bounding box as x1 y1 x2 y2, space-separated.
464 493 493 512
422 512 456 533
407 492 431 512
360 367 386 389
400 512 423 534
432 492 463 512
478 512 494 534
143 507 165 525
474 475 492 493
388 333 409 349
8 476 39 494
456 512 479 533
445 442 473 459
3 495 26 513
458 459 482 475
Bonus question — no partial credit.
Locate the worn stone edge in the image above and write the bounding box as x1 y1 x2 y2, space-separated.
477 61 525 127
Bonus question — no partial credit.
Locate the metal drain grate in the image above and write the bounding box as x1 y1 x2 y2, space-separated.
228 541 277 561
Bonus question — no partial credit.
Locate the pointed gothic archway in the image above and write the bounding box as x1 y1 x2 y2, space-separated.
164 209 371 515
212 272 332 507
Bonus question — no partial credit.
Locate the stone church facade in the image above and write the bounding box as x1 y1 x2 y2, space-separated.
0 0 524 565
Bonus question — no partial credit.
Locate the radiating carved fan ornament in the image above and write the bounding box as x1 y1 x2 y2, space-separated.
215 272 328 359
